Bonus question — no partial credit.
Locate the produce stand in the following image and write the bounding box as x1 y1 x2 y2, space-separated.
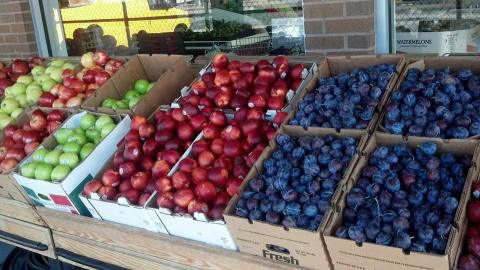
2 53 480 270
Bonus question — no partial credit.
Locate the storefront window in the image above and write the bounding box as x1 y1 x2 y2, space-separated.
55 0 305 56
395 0 480 55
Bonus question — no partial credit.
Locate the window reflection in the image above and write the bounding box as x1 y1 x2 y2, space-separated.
59 0 305 56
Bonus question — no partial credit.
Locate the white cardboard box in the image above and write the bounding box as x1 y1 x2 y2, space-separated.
13 111 131 216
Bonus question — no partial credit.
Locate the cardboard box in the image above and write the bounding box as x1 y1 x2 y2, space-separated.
378 56 480 139
323 132 480 270
174 57 318 119
13 111 131 216
224 126 369 269
81 106 199 234
81 54 196 116
144 131 237 250
285 55 406 134
0 108 74 204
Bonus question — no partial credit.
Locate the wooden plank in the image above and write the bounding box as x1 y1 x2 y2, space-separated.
0 197 45 225
0 214 55 258
38 208 297 270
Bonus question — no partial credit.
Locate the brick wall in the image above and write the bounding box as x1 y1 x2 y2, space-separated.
303 0 375 55
0 0 38 58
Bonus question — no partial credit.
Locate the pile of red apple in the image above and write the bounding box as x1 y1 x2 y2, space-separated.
178 53 307 113
82 107 206 205
0 109 65 172
459 183 480 269
0 57 44 96
154 107 277 220
38 50 124 108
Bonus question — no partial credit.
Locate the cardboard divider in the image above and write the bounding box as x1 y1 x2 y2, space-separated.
223 126 369 269
13 111 131 216
378 56 480 139
0 107 75 204
81 55 196 117
323 132 480 270
285 55 406 135
175 56 319 119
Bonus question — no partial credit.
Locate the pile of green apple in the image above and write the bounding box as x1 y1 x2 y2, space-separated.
20 114 116 181
101 79 154 110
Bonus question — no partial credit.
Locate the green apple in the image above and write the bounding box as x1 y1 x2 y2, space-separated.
1 98 19 114
45 65 56 74
54 145 63 152
68 133 88 145
32 149 49 162
101 98 116 108
31 66 45 77
17 75 33 85
80 114 96 130
128 96 142 109
16 94 27 107
63 142 81 154
44 150 62 165
134 79 150 94
42 79 56 92
59 152 79 168
49 67 63 83
124 90 139 100
73 128 85 135
114 100 128 109
10 83 27 96
85 128 101 144
80 143 95 160
54 128 73 145
0 115 12 129
101 123 116 138
10 108 23 119
36 74 51 84
62 62 76 70
51 165 71 181
4 87 13 97
26 88 43 105
49 60 65 68
21 162 38 178
35 163 53 181
95 115 114 130
147 82 155 92
26 83 41 93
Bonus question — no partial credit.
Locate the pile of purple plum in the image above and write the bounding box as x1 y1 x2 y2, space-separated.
234 133 358 231
384 68 480 138
335 141 471 254
289 64 396 129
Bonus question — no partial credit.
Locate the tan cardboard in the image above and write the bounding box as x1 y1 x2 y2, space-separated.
82 54 196 117
285 55 406 134
224 126 369 270
324 132 480 270
378 56 480 139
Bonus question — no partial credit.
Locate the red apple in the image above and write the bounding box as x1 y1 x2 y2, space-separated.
208 205 225 220
165 139 181 151
234 108 248 122
30 114 47 131
228 60 241 71
212 53 229 70
102 169 121 187
273 56 289 77
191 80 207 96
213 191 230 206
12 129 25 143
155 176 173 193
142 139 159 157
191 167 208 184
256 59 271 69
83 180 102 197
214 70 232 88
189 114 208 131
227 178 242 196
123 189 140 205
174 188 195 208
202 124 220 140
271 79 289 97
187 199 209 215
130 171 149 191
205 87 219 100
229 69 242 82
22 130 41 144
4 125 16 138
201 72 215 86
6 148 25 162
230 95 248 109
179 157 197 173
119 180 132 192
118 161 136 179
94 71 110 86
93 50 110 66
140 156 153 171
183 94 200 106
290 64 306 80
221 125 242 141
24 142 40 155
123 141 143 163
58 87 76 101
152 160 170 178
82 69 96 84
181 102 199 116
105 59 124 73
208 168 228 187
171 108 186 122
177 122 194 142
11 60 29 75
172 171 191 189
191 140 209 157
46 110 64 122
138 123 155 139
245 149 262 167
159 150 180 165
113 150 125 168
156 191 175 210
98 186 117 200
156 115 176 131
194 181 217 202
125 130 140 142
52 99 66 108
233 164 249 179
131 116 147 131
154 129 173 144
138 193 151 206
198 150 215 168
290 79 303 91
239 62 255 74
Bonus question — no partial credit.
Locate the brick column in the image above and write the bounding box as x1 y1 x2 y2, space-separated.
303 0 375 55
0 0 38 58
